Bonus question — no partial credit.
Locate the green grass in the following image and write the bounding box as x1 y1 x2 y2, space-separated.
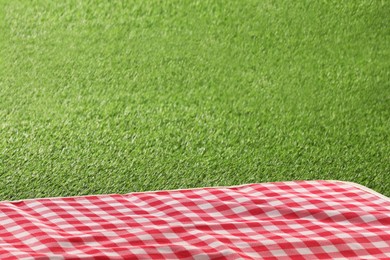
0 0 389 200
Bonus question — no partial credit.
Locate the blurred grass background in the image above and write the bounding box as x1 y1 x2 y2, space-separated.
0 0 389 200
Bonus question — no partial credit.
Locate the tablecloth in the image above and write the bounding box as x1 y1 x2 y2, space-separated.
0 180 389 259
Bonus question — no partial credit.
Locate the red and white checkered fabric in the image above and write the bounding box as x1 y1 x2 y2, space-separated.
0 180 389 259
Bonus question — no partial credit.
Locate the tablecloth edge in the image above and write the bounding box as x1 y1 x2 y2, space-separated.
331 180 390 202
3 180 389 203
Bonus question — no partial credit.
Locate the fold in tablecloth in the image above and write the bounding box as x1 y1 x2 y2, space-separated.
0 180 389 259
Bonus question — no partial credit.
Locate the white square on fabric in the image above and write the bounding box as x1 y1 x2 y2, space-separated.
322 245 339 253
285 237 302 243
1 218 17 226
193 254 208 260
130 248 147 255
164 232 180 239
23 237 40 245
300 230 315 236
348 243 364 250
235 197 250 203
240 228 254 234
335 233 352 239
288 224 304 230
59 241 73 248
266 210 282 218
271 249 288 256
323 210 340 217
208 241 223 249
268 200 284 206
360 206 376 211
263 225 279 232
137 234 153 241
232 206 247 214
157 246 173 254
296 247 313 255
290 197 306 203
134 217 150 223
29 244 47 251
33 206 50 214
42 212 58 218
360 215 377 223
7 225 22 233
198 202 214 210
372 241 389 248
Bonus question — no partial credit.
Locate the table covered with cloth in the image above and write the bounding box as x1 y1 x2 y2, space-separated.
0 180 389 259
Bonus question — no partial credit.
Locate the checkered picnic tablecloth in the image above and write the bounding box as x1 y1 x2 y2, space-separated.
0 180 389 259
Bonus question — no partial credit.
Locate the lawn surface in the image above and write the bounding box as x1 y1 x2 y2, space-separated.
0 1 389 200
